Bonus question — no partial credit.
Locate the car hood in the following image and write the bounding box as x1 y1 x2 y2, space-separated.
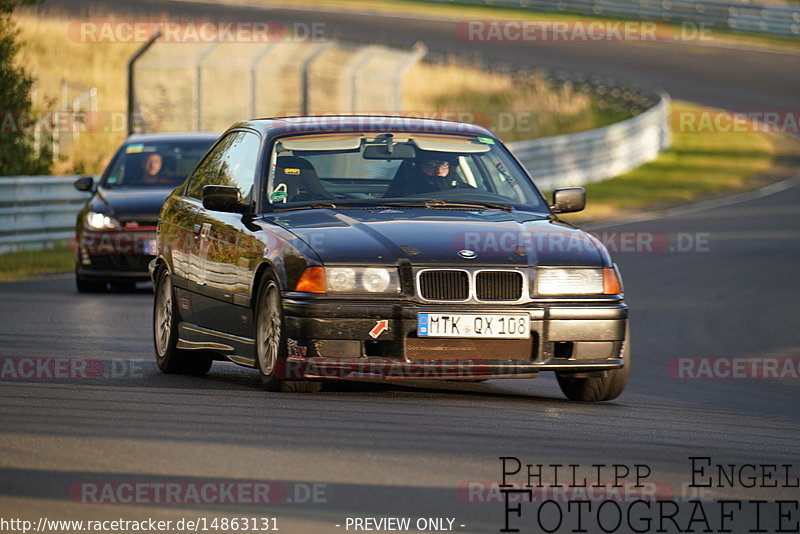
265 208 610 267
92 187 174 222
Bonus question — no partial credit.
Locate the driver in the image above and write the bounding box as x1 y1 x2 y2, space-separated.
384 152 472 197
141 153 169 185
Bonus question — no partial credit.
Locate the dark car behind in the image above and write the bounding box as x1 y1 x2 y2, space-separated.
74 132 218 291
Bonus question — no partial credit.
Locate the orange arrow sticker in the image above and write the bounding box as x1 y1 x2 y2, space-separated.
369 320 388 339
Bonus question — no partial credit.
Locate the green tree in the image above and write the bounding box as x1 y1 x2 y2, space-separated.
0 0 50 176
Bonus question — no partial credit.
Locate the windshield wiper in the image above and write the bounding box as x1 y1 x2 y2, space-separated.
272 202 338 212
424 199 513 211
271 199 513 212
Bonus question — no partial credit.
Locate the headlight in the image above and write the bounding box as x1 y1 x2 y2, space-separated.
537 268 604 295
327 267 357 292
85 211 120 230
322 267 400 294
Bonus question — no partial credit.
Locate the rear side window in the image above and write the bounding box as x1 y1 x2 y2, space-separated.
185 131 260 202
185 134 235 199
217 131 260 203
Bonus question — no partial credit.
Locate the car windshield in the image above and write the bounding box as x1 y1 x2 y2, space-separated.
265 133 548 212
103 139 214 189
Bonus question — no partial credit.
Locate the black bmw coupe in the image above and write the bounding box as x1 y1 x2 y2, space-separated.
151 117 630 401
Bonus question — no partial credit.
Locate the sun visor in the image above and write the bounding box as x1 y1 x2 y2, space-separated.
412 138 492 153
278 138 363 152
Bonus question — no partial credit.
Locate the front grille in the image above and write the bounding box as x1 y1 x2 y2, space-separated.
476 271 523 301
121 219 158 230
110 254 152 271
406 337 535 361
419 270 469 301
88 254 151 271
417 269 525 301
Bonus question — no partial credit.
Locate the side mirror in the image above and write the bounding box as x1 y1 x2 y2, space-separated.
551 187 586 214
73 176 94 192
202 185 248 214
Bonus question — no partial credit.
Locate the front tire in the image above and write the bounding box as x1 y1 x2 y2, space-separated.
153 268 212 375
556 325 630 402
255 277 320 393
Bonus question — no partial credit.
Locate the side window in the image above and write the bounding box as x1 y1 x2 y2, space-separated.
184 134 235 199
217 131 260 203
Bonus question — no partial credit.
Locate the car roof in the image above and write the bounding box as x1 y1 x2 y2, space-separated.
228 116 495 139
125 132 220 143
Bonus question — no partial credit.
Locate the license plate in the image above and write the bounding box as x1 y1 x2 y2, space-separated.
417 313 530 339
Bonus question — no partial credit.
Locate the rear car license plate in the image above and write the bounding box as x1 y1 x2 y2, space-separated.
417 313 530 338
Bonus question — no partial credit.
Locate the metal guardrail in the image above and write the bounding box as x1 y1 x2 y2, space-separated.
0 87 670 254
0 176 90 254
416 0 800 37
509 91 671 190
1 54 673 254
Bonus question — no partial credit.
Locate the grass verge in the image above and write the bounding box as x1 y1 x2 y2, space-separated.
14 14 140 175
403 61 631 142
0 243 74 282
559 101 796 223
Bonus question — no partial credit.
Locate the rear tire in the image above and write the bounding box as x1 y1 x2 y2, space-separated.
255 276 321 393
556 325 630 402
153 268 212 375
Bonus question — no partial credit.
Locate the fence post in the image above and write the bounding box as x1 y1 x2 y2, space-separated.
300 42 334 116
346 46 380 113
127 31 161 136
392 42 427 112
195 43 220 131
250 43 277 118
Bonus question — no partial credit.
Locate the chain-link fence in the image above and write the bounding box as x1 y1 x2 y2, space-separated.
130 39 427 134
30 79 97 159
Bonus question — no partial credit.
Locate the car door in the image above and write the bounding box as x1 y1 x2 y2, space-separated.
191 130 262 336
175 134 235 315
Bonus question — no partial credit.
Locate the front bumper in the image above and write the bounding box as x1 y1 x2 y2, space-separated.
76 230 156 280
279 298 627 381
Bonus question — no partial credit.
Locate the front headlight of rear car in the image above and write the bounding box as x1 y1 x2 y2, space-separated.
85 211 121 230
537 268 620 295
295 267 401 294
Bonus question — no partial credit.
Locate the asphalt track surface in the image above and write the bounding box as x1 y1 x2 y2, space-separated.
2 1 800 533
